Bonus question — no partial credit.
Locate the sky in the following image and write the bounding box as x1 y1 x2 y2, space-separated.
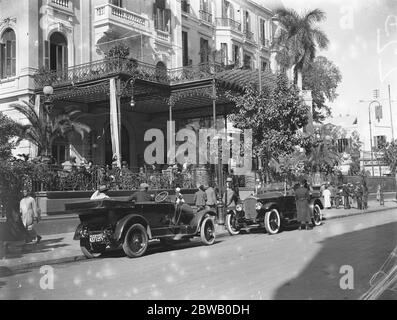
257 0 397 119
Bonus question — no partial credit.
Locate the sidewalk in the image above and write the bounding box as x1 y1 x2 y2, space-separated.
1 199 396 275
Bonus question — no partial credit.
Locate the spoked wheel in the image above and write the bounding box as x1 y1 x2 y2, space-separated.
200 217 216 245
225 213 241 236
123 224 148 258
312 204 322 226
264 209 281 235
80 240 105 259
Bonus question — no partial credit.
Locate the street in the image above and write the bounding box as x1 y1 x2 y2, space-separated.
1 209 396 300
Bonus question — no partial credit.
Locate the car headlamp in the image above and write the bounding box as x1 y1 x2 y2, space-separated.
255 202 263 211
236 204 243 212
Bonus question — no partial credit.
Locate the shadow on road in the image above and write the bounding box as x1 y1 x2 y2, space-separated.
273 221 397 300
3 237 69 260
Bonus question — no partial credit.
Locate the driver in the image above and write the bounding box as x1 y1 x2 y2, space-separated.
128 183 152 202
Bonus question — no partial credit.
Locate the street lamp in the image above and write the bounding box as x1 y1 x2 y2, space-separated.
368 100 382 176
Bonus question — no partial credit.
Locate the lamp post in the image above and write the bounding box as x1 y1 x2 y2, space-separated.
43 85 54 160
368 100 382 176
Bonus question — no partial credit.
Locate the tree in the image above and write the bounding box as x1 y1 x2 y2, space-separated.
381 141 397 174
10 101 91 158
303 56 342 122
0 112 21 159
272 8 330 89
227 73 311 182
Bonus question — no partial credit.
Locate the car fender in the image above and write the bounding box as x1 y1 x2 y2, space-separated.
114 214 152 242
73 223 83 241
309 198 324 217
260 202 283 219
191 209 217 232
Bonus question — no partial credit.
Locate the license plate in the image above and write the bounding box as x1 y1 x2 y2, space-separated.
90 234 104 243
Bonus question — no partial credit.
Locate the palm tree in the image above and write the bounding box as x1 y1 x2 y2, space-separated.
272 8 329 89
10 101 91 158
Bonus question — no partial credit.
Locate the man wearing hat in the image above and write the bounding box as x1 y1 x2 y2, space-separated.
193 185 207 212
90 185 110 200
128 183 152 202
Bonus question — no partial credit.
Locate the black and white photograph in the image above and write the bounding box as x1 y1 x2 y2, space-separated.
0 0 396 304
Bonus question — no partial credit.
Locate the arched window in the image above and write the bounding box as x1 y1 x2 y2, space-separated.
0 28 16 79
44 32 68 71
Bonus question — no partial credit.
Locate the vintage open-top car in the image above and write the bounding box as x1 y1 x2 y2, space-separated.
65 191 217 259
225 189 324 236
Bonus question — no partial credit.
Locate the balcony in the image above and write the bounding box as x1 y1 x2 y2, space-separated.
215 18 242 33
32 58 224 89
244 30 255 43
156 29 170 43
260 38 271 49
47 0 73 13
199 10 213 24
94 4 149 35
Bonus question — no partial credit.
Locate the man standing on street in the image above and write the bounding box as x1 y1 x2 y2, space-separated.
20 189 41 244
193 185 207 212
205 184 217 209
295 179 312 230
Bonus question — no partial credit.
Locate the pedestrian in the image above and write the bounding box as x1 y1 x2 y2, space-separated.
229 170 240 201
193 185 207 212
363 181 369 210
90 185 110 200
378 184 385 206
355 182 363 210
342 184 351 209
223 181 238 209
323 186 332 209
205 183 217 209
19 189 41 244
295 180 312 230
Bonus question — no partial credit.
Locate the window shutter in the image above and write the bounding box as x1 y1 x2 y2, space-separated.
11 39 16 76
0 43 5 78
62 45 68 71
156 0 165 9
243 10 247 32
165 8 171 32
153 3 158 29
44 40 50 69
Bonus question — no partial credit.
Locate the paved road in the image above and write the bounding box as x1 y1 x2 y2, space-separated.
1 209 396 300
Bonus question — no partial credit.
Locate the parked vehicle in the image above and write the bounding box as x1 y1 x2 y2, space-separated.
225 190 324 236
66 191 217 259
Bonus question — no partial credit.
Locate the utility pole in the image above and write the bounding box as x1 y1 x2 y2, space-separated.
389 85 395 142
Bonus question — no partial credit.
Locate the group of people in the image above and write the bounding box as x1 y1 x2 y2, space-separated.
320 181 369 210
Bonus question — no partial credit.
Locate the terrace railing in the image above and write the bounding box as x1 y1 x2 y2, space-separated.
199 10 213 24
216 18 242 32
33 59 225 88
95 4 147 28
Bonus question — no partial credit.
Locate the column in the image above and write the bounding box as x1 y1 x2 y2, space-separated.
109 78 121 168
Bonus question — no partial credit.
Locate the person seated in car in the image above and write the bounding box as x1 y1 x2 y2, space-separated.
193 185 207 212
90 185 110 200
128 183 152 202
175 187 185 205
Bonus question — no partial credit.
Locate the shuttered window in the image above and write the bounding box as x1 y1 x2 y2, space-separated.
0 28 16 79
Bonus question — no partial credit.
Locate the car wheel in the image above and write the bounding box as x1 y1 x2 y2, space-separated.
225 213 241 236
313 204 322 226
122 224 148 258
200 217 216 245
80 239 104 259
264 209 281 235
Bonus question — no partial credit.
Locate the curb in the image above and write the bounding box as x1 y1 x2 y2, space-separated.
2 205 396 275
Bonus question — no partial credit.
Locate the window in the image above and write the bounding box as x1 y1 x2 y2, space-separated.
181 0 189 13
232 44 240 66
110 0 123 7
260 19 267 46
182 31 189 66
0 28 16 79
374 135 386 149
153 0 171 32
244 10 251 33
200 38 209 63
222 0 234 20
337 138 349 153
221 43 228 65
44 32 68 71
261 60 268 71
200 0 212 23
243 54 252 70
